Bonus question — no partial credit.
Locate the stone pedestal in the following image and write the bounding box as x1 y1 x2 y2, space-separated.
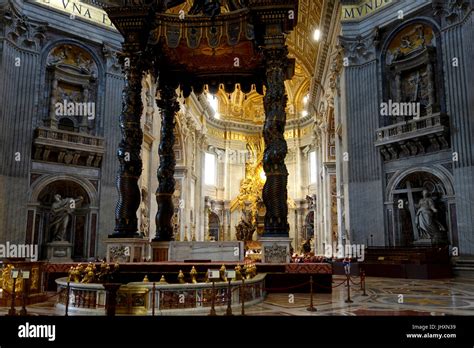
151 241 170 262
105 238 148 263
150 241 245 262
259 237 292 264
169 241 244 262
46 241 73 262
413 238 433 247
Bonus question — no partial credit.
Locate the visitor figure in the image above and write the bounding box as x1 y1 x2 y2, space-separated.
302 239 311 254
415 189 447 244
49 194 84 242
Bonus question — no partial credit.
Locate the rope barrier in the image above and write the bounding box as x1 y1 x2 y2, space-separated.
45 289 66 300
43 273 371 314
311 278 346 290
349 278 361 286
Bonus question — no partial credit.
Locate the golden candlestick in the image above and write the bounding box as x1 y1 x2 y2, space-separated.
178 270 186 284
220 264 227 282
190 266 198 284
234 265 242 281
184 226 188 241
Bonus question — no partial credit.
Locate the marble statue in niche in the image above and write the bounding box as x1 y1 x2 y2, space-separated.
415 189 448 244
49 194 84 242
394 173 450 247
140 188 150 237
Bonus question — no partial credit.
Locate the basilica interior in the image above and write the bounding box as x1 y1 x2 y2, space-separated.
0 0 473 324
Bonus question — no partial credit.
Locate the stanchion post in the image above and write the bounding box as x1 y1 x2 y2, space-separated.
20 275 29 316
306 276 317 312
344 261 353 304
225 278 233 316
104 283 121 317
241 278 245 316
209 280 217 316
345 273 353 303
8 277 17 316
361 270 368 297
152 282 156 316
65 282 70 316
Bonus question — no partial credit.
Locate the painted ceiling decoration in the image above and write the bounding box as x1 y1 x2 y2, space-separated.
102 0 326 127
163 0 324 126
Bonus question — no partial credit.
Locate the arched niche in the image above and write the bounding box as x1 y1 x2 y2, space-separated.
27 175 99 260
385 167 456 247
208 212 220 241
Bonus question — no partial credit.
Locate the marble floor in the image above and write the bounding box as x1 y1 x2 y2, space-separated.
1 276 474 316
245 276 474 316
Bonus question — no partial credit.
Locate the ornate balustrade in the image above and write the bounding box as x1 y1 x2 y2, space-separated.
55 274 265 315
33 127 105 167
375 113 450 161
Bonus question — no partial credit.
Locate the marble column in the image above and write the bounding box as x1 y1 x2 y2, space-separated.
153 82 179 241
203 197 210 241
112 52 143 238
262 44 290 237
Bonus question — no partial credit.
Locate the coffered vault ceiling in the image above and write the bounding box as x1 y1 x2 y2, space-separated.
166 0 324 126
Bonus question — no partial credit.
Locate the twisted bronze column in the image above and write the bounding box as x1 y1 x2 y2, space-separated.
112 53 144 237
262 46 290 237
154 82 179 241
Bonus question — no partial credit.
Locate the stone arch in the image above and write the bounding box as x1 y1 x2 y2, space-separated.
385 166 456 247
27 174 99 260
29 174 99 208
380 17 441 57
386 165 454 202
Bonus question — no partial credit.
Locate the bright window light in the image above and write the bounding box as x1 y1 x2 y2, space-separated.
207 93 220 119
313 28 321 42
309 151 317 184
302 110 309 117
303 95 309 105
204 152 216 186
